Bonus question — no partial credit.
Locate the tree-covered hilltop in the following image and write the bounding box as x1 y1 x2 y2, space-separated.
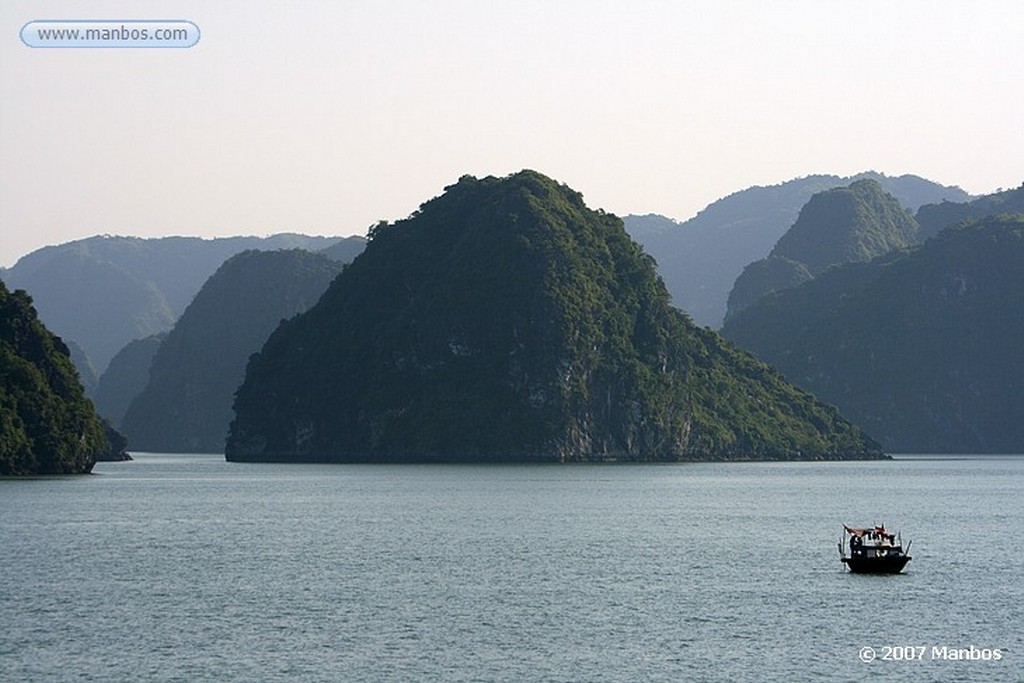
623 172 968 327
726 179 920 320
227 171 883 463
120 250 345 454
1 279 123 474
722 214 1024 453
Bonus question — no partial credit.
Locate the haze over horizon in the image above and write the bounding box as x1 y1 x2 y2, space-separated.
2 0 1022 268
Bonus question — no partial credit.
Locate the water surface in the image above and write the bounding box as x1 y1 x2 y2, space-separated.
1 454 1021 681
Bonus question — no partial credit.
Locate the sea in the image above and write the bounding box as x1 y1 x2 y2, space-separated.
1 453 1021 682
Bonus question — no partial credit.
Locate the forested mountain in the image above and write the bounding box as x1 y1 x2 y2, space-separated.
3 234 364 373
722 214 1024 453
92 334 165 428
916 183 1024 239
120 250 344 453
726 180 920 319
227 171 882 463
1 279 123 474
623 172 968 327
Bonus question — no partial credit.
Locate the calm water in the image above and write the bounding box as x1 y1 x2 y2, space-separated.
1 454 1021 682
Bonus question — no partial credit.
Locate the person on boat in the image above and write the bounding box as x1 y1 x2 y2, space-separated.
850 533 863 556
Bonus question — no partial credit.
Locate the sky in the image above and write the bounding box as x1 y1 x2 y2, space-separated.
2 0 1022 268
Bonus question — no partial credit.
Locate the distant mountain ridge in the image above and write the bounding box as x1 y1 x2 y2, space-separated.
227 171 882 463
916 183 1024 238
726 179 921 319
92 334 165 428
722 212 1024 453
623 172 969 327
3 234 365 373
120 249 346 453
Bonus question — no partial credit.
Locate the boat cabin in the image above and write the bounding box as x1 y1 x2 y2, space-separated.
839 524 912 573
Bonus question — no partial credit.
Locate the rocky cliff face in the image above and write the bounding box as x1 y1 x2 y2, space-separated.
227 171 883 463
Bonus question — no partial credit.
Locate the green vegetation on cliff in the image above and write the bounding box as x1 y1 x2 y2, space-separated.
120 250 344 453
227 171 882 463
1 279 119 474
722 214 1024 453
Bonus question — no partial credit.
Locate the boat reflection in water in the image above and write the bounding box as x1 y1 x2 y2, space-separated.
838 524 912 574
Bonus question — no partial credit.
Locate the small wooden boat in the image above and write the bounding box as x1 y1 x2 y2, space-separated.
838 524 911 574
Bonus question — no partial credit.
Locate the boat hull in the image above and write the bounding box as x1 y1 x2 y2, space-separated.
841 556 911 574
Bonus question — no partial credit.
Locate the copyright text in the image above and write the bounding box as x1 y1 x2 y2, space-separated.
859 645 1004 663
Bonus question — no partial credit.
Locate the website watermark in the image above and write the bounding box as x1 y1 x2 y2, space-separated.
858 644 1005 663
21 20 199 49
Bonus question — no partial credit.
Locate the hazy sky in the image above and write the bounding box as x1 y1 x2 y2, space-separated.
2 0 1022 267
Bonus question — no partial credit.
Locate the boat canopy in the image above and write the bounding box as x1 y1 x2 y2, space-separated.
843 524 896 542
